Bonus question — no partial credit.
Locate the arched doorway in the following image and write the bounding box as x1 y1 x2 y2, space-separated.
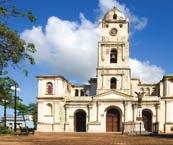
106 108 121 132
74 110 86 132
142 109 152 132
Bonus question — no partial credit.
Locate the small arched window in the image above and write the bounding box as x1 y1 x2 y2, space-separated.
110 49 117 63
110 78 117 89
46 82 53 94
113 14 117 20
75 89 79 96
46 103 53 116
151 88 157 96
80 90 84 96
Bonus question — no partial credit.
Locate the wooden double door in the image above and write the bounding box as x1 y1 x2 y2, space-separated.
106 108 120 132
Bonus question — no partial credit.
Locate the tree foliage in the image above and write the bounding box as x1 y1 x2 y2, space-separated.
0 0 36 75
0 76 14 105
0 1 37 128
0 77 24 109
0 77 37 129
16 102 37 129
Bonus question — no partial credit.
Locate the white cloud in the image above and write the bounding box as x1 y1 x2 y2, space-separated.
21 15 99 81
99 0 148 30
21 0 164 84
130 59 165 83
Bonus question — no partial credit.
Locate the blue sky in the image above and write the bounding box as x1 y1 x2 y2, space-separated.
1 0 173 116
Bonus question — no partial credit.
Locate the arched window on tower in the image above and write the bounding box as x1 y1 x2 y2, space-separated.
110 49 117 63
46 82 53 94
110 78 117 89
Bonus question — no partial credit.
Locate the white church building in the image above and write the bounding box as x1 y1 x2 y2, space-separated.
37 7 173 133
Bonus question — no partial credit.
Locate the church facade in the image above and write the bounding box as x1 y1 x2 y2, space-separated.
37 7 173 133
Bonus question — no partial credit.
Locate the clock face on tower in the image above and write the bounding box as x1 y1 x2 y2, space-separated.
109 28 118 36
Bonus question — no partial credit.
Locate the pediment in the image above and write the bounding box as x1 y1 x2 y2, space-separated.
93 90 133 101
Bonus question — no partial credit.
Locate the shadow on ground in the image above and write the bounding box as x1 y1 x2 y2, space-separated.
146 133 173 139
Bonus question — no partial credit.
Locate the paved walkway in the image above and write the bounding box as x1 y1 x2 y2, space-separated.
0 133 173 145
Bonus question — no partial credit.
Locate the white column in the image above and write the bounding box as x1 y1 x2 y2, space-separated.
164 101 167 132
121 44 125 61
37 101 43 123
101 45 104 61
155 104 159 122
96 101 99 122
121 74 124 89
101 74 104 89
55 79 58 96
164 79 169 96
123 101 128 122
132 104 135 122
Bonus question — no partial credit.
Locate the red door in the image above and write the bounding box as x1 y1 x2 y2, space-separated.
106 109 120 132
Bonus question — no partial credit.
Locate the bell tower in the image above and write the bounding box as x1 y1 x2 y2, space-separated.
96 7 131 95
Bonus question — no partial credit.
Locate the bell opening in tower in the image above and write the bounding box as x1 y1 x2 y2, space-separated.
110 49 117 63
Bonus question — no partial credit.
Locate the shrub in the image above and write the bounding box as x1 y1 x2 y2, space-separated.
0 126 15 135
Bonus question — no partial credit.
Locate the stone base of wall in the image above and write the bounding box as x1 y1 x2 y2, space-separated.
88 122 102 132
37 123 64 132
123 122 145 134
164 122 173 133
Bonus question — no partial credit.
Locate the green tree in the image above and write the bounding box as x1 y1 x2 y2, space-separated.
0 77 14 106
0 79 35 129
0 1 37 130
0 0 36 76
0 77 27 114
15 102 37 129
0 77 26 109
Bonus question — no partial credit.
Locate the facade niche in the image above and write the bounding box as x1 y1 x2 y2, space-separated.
46 103 53 116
